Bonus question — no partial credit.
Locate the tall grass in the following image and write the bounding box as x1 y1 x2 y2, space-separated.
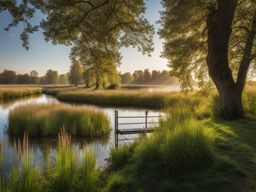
8 103 110 137
57 90 200 108
42 86 79 96
0 87 41 100
0 131 99 192
106 106 216 191
243 86 256 115
3 134 43 192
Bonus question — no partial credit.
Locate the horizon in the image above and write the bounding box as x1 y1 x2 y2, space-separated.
0 0 168 76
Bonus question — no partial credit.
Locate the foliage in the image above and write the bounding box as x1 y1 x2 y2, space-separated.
120 69 180 85
69 59 83 87
1 0 154 89
0 70 16 84
8 103 111 137
159 0 256 87
0 69 69 85
45 69 59 84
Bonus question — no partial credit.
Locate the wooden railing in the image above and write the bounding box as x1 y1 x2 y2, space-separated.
114 110 164 148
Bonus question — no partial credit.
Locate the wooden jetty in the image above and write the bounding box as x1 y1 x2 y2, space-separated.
114 110 163 147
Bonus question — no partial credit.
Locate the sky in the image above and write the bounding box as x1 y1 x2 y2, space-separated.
0 0 168 76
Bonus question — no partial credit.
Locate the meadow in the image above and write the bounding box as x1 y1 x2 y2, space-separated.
55 89 200 109
0 87 42 100
2 86 256 191
8 103 110 138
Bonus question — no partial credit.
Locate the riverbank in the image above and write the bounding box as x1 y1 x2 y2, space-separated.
0 87 42 100
56 90 199 109
2 86 256 191
2 100 256 191
8 103 110 137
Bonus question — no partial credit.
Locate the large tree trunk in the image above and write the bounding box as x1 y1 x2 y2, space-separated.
207 0 242 119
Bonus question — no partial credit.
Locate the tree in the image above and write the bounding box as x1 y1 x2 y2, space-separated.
30 70 39 84
83 70 93 88
16 73 31 84
59 74 69 85
45 70 59 84
0 70 16 84
133 70 144 84
69 60 83 87
1 1 154 85
159 0 256 119
144 69 151 83
121 72 133 84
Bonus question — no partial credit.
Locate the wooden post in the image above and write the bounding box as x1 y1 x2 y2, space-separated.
115 110 118 148
145 111 148 129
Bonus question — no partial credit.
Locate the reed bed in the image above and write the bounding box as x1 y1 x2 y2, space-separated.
8 103 110 137
0 131 99 192
0 87 41 100
57 90 200 108
42 86 80 96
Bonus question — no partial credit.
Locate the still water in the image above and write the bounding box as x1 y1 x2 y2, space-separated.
0 94 164 172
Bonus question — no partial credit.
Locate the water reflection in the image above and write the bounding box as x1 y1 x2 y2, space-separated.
0 94 164 172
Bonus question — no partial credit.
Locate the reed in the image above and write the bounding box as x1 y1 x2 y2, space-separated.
0 87 41 100
8 103 111 137
57 90 199 108
42 86 79 96
1 131 99 192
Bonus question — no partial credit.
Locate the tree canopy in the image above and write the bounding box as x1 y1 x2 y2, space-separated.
159 0 256 87
159 0 256 118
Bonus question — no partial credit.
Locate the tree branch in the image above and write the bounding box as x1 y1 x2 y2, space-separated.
236 14 256 92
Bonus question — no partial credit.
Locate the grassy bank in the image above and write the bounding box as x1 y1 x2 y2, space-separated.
0 132 100 192
102 104 254 192
0 87 41 100
57 90 199 108
8 103 110 137
42 86 80 96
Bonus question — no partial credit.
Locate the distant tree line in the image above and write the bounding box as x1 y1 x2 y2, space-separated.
0 67 183 86
0 69 69 85
120 69 180 85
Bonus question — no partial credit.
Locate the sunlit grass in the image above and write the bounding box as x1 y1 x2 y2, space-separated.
57 90 200 108
8 103 110 137
0 131 100 192
0 87 41 100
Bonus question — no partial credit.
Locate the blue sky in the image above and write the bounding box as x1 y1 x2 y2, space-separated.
0 0 168 76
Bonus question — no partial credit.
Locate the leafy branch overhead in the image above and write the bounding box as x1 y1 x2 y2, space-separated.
1 0 154 55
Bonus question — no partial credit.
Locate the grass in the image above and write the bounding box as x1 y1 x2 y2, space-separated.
42 86 80 96
0 131 100 192
8 103 110 137
3 86 256 191
0 87 41 100
102 96 256 192
56 90 200 108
